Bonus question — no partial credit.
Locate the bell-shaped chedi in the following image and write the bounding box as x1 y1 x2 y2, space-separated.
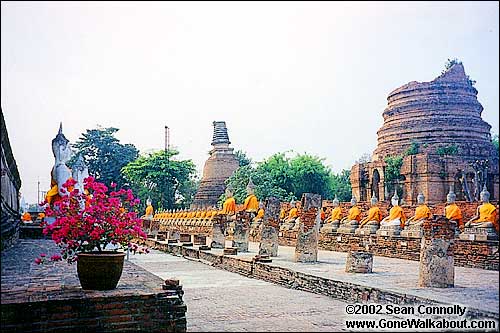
373 63 493 160
191 121 239 209
351 62 499 205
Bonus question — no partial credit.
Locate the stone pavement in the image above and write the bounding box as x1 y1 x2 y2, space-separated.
203 241 499 315
129 250 365 332
1 239 167 303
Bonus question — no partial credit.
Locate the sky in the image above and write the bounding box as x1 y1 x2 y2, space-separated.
2 1 499 205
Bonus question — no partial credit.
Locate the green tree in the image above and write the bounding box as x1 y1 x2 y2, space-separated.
121 150 196 210
435 144 458 156
384 155 403 196
222 152 336 204
330 169 352 202
69 127 139 188
404 141 419 156
492 134 499 154
288 154 333 199
234 150 252 167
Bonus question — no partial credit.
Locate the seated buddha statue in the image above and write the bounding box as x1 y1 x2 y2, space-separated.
377 189 406 237
21 212 32 223
45 123 73 206
444 186 463 233
320 196 342 233
337 196 361 234
249 202 265 236
465 186 498 234
280 200 299 231
242 178 259 214
407 193 432 227
220 187 237 217
356 194 382 235
143 198 154 219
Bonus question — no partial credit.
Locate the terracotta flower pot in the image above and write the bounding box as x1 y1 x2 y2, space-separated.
77 251 125 290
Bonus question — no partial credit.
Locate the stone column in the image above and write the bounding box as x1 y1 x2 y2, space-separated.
232 212 250 252
294 193 321 263
259 197 281 257
418 216 454 288
211 215 226 249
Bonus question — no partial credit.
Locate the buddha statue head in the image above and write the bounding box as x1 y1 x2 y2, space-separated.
446 185 456 204
290 200 296 209
370 193 378 206
391 189 399 207
146 198 152 206
350 195 357 206
246 178 256 196
259 201 264 209
225 186 234 199
480 185 490 203
51 123 72 164
417 193 425 205
333 195 340 207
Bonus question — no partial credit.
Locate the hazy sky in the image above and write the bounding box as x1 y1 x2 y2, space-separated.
2 1 499 204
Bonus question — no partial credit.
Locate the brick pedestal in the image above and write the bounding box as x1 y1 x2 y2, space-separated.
294 193 321 263
259 197 281 257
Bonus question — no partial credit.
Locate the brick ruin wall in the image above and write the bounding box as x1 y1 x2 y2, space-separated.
350 63 499 204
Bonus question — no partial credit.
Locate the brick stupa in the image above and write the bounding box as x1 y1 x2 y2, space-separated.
191 121 239 209
351 63 499 204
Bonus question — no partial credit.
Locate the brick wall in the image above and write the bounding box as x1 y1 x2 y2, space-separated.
1 290 186 332
278 231 499 271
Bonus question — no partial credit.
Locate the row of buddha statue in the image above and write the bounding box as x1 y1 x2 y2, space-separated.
279 185 498 239
146 179 266 232
144 176 498 240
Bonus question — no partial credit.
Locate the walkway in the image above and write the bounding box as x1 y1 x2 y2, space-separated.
129 250 365 332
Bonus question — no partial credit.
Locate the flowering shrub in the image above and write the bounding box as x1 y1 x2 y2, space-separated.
40 177 147 264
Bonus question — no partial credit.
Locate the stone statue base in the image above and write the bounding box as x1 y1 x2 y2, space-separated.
291 219 302 231
294 225 318 263
337 221 359 234
320 221 340 234
400 225 424 238
459 227 498 241
418 238 454 288
259 226 279 257
345 251 373 273
211 223 225 249
355 223 379 235
279 221 295 231
376 225 401 237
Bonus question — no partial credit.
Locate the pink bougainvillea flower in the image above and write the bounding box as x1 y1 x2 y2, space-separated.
34 258 42 265
50 254 62 261
40 177 147 264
